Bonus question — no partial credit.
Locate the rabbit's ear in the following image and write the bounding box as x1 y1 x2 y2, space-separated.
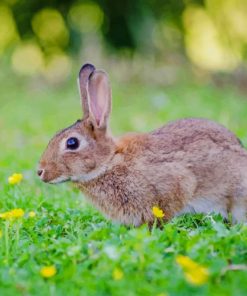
78 63 95 119
88 70 112 129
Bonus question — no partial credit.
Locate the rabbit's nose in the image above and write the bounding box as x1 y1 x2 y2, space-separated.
37 169 44 177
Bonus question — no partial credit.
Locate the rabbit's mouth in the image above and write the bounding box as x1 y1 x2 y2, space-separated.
37 165 71 184
38 170 70 184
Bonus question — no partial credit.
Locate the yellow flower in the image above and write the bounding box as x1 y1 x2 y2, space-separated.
176 255 209 286
184 268 209 285
40 266 57 278
0 208 24 219
152 206 165 218
112 268 124 280
28 211 36 218
176 255 198 269
8 173 23 185
10 208 24 218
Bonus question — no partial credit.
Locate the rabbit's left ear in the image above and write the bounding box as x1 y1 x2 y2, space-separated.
78 63 95 119
87 70 112 129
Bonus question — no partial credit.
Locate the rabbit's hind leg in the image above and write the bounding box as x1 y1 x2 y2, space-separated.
231 171 247 223
231 197 247 223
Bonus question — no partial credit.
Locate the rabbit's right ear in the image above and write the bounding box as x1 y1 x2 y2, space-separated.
78 63 95 119
87 70 111 130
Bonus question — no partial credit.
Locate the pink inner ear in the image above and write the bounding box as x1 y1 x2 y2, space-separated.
89 92 101 125
88 73 110 126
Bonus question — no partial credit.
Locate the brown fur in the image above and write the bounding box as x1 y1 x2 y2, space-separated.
38 64 247 226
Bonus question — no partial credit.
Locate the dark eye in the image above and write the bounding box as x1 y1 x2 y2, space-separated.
66 137 79 150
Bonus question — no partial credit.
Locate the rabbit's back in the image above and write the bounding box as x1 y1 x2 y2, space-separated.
152 118 242 150
148 118 247 182
143 118 246 167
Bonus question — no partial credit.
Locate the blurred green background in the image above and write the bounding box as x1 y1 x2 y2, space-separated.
0 2 247 295
1 0 247 81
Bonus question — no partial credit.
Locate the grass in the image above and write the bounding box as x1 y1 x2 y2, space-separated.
0 68 247 296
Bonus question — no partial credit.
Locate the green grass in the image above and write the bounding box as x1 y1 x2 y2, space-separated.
0 70 247 295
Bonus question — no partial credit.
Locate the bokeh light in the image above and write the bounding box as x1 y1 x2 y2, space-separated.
68 2 104 33
11 42 44 75
183 0 247 71
206 0 247 43
32 9 69 47
183 6 241 71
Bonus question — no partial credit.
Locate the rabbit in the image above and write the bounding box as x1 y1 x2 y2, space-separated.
38 63 247 226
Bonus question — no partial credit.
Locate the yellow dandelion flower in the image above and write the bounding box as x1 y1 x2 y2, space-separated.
10 208 24 218
112 268 124 280
0 208 24 219
40 265 57 278
152 206 165 218
176 255 209 286
176 255 198 269
184 268 209 285
28 211 36 218
8 173 23 185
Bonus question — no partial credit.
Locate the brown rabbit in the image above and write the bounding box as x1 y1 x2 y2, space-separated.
38 63 247 226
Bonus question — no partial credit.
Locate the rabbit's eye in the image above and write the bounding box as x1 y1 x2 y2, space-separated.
66 137 79 150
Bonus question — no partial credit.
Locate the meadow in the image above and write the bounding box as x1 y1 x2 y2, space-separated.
0 68 247 295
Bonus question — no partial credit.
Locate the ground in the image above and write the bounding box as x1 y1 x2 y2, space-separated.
0 69 247 295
